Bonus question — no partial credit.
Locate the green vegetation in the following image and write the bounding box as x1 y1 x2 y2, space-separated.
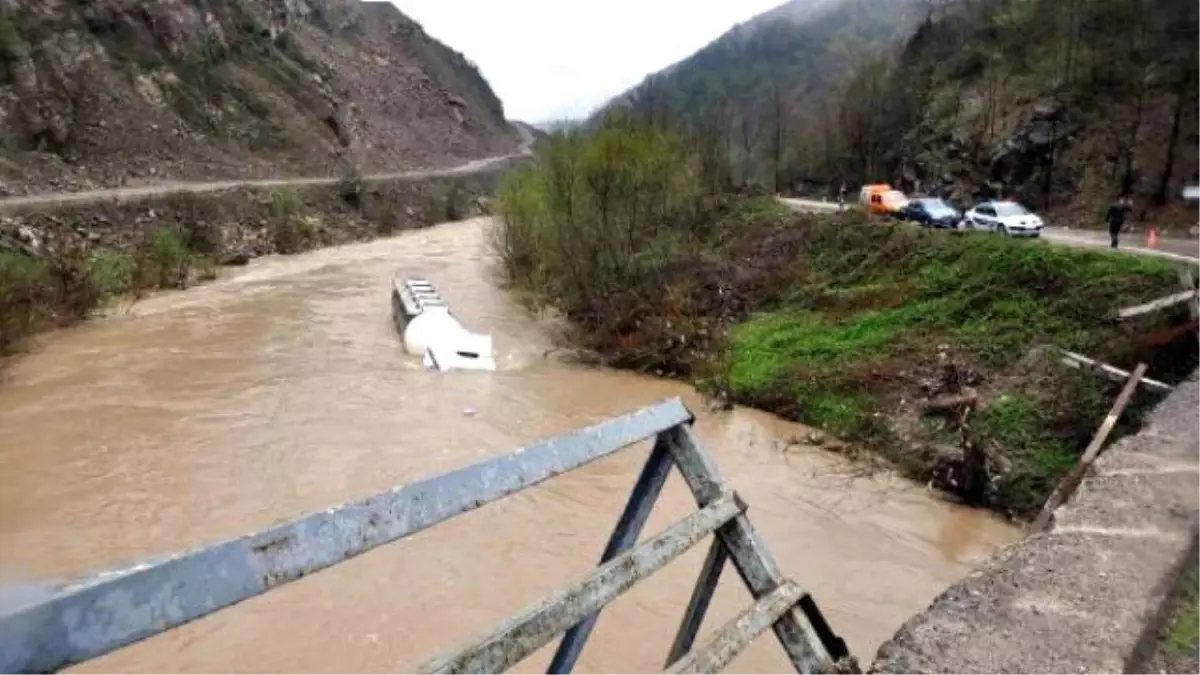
0 242 101 356
496 118 703 314
497 121 1194 517
0 251 52 354
2 225 210 358
823 0 1200 214
136 227 191 289
264 186 316 254
713 219 1186 513
87 250 135 298
604 0 925 191
0 17 21 59
443 181 466 222
598 0 1197 224
1163 568 1200 659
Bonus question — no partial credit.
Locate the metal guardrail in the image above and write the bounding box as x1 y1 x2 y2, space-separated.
0 398 851 674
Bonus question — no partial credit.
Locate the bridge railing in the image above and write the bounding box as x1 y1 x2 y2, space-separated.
0 398 851 674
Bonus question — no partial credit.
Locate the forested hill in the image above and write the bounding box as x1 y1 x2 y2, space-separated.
595 0 1198 224
596 0 926 189
845 0 1199 221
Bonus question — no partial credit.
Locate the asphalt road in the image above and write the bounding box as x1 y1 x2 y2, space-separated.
780 198 1199 265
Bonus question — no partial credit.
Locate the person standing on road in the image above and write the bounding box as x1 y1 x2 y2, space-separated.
837 183 847 211
1105 195 1132 248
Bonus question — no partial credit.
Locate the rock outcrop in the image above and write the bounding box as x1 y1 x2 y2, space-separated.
0 0 518 195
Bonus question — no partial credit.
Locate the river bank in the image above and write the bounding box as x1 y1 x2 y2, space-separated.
493 126 1197 519
0 217 1019 671
872 374 1199 673
0 165 516 358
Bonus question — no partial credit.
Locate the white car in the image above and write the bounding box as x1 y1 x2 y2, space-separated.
963 200 1044 238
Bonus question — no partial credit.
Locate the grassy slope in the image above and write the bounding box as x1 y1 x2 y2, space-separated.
717 210 1189 514
495 125 1193 518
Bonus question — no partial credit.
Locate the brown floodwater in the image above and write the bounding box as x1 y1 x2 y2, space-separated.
0 217 1019 673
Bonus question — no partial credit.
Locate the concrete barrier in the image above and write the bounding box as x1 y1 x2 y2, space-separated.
871 373 1199 674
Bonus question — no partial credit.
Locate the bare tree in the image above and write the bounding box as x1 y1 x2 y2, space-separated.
769 78 786 194
736 107 760 186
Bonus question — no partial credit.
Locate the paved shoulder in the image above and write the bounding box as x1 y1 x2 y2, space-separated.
1041 228 1199 264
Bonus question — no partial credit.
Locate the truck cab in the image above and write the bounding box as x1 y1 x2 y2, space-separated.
859 184 909 217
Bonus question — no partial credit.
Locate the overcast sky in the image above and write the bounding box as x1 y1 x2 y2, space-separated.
388 0 785 122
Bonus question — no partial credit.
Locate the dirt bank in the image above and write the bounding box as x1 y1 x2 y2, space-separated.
497 166 1197 518
871 375 1199 674
0 160 521 357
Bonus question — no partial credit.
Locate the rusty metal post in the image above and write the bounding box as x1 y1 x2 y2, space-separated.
0 399 693 674
666 581 805 674
420 494 746 674
1 397 852 675
664 536 729 667
1030 363 1149 533
660 424 836 673
548 435 677 673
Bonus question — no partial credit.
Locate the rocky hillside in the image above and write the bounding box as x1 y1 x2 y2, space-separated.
0 0 519 195
883 0 1199 221
597 0 925 189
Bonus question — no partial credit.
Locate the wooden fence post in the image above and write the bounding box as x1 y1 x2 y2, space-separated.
1029 363 1148 533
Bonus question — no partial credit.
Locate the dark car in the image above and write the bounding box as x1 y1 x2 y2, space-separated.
900 198 962 229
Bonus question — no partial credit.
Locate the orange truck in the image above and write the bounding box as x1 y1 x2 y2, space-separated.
858 184 909 217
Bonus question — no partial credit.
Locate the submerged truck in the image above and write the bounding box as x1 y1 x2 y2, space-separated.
391 275 496 372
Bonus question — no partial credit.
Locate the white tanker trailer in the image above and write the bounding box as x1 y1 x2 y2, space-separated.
391 275 496 372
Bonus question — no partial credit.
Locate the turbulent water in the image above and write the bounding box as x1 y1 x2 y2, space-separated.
0 217 1018 672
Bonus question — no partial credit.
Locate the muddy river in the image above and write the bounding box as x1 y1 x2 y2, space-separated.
0 217 1018 672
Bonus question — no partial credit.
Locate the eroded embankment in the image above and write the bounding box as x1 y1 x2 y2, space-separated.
0 159 522 356
871 373 1199 674
497 180 1197 519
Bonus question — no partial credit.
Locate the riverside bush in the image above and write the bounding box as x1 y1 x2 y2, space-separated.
495 120 1194 518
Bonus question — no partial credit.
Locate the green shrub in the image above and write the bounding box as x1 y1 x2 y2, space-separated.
135 227 192 289
164 192 223 255
362 184 407 235
0 244 104 355
264 186 314 254
495 118 1192 518
88 250 135 298
444 181 466 222
494 122 703 312
0 251 49 354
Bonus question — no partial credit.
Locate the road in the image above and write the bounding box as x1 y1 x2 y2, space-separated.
1040 226 1198 263
780 198 1199 264
0 123 537 212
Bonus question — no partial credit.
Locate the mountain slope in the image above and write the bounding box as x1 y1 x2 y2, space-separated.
0 0 519 195
864 0 1199 219
597 0 925 187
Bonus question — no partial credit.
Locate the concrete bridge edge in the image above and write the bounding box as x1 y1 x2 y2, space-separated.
870 371 1199 674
